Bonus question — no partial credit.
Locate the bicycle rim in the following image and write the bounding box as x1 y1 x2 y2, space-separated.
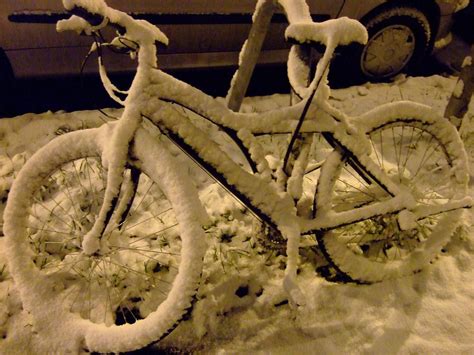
3 127 207 352
315 116 468 282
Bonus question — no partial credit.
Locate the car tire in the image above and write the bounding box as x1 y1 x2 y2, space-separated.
330 7 431 85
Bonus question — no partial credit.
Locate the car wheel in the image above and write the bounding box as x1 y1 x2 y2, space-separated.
361 7 431 80
329 7 431 86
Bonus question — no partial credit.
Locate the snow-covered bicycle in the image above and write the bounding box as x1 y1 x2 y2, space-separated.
3 0 472 352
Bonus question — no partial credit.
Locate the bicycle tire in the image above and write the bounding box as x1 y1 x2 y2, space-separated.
3 125 207 352
315 103 469 283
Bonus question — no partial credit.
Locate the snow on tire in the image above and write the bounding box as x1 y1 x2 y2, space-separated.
315 102 469 283
3 125 207 352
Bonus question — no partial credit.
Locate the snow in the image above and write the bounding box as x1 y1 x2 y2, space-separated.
285 17 368 47
63 0 108 14
454 79 465 98
435 32 453 49
462 55 472 68
58 0 169 46
276 0 312 23
0 74 472 353
455 0 470 11
285 17 367 99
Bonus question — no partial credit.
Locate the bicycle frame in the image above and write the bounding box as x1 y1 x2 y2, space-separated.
135 67 416 236
61 0 471 258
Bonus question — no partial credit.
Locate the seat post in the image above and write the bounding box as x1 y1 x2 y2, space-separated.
226 0 276 112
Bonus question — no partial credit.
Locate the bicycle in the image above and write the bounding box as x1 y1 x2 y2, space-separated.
3 0 472 352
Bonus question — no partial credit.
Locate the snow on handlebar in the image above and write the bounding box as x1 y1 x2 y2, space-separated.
57 0 170 104
57 0 169 46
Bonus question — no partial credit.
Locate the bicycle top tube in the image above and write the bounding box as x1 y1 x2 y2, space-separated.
58 0 367 109
57 0 366 164
141 68 346 137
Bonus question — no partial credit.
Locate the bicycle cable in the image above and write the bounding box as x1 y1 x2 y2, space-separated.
282 58 331 176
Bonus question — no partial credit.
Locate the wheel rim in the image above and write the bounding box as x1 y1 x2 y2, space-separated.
361 24 416 78
325 121 462 266
25 156 183 326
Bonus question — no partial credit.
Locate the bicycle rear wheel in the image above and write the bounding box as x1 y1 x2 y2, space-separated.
315 107 469 283
3 126 207 352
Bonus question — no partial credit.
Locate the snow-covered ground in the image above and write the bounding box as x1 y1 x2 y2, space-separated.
0 74 472 353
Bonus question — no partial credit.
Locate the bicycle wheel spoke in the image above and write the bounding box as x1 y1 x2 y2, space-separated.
317 118 467 283
6 128 206 350
42 257 84 274
122 208 174 232
28 225 80 238
412 135 436 179
400 126 417 178
86 259 99 320
391 126 402 181
31 199 75 231
127 223 179 246
68 282 86 313
370 134 383 168
100 261 112 324
117 180 155 231
34 191 70 219
71 160 89 197
119 208 174 234
108 245 180 258
97 260 135 324
105 258 172 286
336 174 379 202
131 180 155 215
121 248 179 270
57 167 82 217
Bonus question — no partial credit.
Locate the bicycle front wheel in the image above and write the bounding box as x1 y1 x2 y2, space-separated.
3 125 207 352
316 104 469 283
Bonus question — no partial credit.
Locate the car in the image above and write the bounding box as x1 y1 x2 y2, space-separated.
0 0 469 96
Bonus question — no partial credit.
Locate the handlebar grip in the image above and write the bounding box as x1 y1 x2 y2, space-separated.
68 5 105 27
62 0 109 23
59 0 169 46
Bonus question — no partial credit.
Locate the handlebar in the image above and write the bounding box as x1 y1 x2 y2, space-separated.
57 0 169 46
57 0 171 104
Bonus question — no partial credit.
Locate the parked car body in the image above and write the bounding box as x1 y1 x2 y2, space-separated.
0 0 469 82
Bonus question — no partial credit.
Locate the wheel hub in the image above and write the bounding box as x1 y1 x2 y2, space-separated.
361 24 416 78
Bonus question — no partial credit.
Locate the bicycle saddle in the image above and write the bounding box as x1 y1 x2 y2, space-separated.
285 17 368 48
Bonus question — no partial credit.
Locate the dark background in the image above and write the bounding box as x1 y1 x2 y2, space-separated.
2 64 291 118
1 2 472 119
